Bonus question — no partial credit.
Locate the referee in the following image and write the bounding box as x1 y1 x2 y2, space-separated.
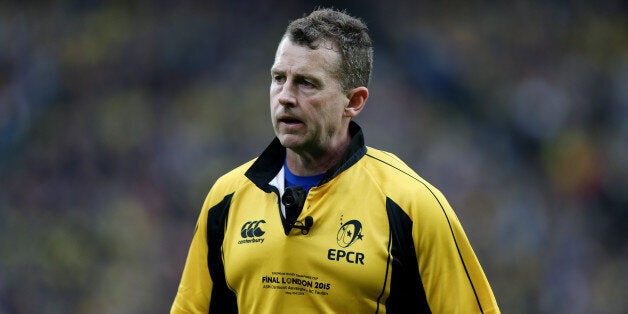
171 7 499 313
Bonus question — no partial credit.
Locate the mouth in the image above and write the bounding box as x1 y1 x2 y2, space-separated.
280 118 302 125
278 115 304 126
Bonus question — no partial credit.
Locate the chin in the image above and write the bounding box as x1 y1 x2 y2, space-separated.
278 135 304 150
278 139 299 149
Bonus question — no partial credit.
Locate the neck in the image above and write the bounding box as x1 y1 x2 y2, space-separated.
285 136 350 176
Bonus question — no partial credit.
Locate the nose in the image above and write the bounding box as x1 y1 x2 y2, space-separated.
277 81 296 107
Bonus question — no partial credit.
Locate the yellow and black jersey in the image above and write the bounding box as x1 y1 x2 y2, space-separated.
171 122 499 313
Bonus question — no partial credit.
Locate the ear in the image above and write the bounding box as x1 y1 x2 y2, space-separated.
344 87 369 118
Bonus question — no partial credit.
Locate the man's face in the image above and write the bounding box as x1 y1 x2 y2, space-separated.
270 37 350 155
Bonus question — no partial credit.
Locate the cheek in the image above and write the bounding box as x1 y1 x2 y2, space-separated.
269 85 280 103
321 100 347 121
269 94 280 111
313 108 339 132
269 89 276 104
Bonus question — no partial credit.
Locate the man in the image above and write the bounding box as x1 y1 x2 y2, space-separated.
171 8 499 313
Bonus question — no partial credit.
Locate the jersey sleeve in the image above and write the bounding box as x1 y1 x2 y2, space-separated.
413 184 500 313
170 189 215 313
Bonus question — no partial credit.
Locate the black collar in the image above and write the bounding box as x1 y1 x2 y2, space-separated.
245 121 367 192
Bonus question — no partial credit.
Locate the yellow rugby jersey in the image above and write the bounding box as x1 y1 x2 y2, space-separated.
171 122 499 313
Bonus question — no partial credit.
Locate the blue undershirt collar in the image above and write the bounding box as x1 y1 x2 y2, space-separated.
283 162 324 193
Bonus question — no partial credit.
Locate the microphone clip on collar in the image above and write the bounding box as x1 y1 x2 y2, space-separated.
292 216 314 235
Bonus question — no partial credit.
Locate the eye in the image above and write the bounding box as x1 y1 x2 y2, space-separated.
272 74 285 83
298 78 316 88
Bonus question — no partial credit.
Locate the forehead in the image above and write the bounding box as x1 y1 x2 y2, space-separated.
271 37 340 77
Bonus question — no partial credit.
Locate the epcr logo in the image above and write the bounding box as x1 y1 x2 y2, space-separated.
336 220 363 248
241 220 266 238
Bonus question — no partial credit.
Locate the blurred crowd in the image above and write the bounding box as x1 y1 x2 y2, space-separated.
0 1 626 313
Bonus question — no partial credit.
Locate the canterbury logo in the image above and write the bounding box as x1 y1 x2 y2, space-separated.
241 220 266 238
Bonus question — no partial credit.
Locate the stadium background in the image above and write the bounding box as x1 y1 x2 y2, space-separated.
0 1 626 313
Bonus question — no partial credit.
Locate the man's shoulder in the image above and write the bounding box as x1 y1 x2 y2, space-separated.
362 146 435 190
199 158 260 211
217 158 257 183
362 147 448 211
363 147 415 174
206 158 258 194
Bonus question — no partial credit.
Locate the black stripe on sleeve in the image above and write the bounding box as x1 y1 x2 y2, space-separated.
206 193 238 313
385 197 431 313
366 153 485 313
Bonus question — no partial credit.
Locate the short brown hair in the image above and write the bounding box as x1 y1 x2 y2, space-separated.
285 8 373 91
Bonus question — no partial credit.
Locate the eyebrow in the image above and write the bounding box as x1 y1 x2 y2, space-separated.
270 67 283 75
271 68 323 86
